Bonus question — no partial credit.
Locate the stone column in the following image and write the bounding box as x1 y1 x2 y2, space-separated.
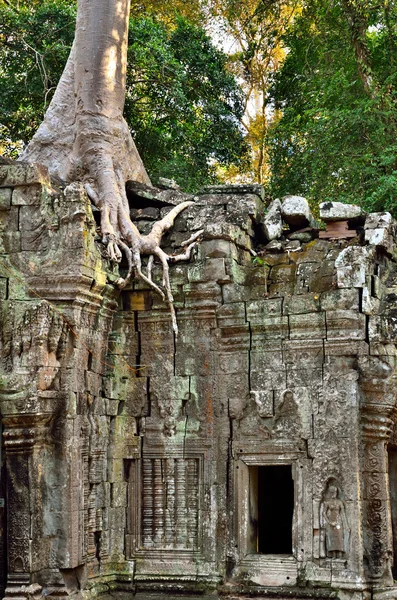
2 413 52 599
360 364 397 587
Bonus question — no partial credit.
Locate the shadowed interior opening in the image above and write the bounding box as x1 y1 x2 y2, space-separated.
250 465 294 554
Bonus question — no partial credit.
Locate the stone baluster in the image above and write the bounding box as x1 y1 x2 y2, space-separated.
164 459 176 547
175 459 187 547
142 458 153 547
186 459 199 550
153 459 164 545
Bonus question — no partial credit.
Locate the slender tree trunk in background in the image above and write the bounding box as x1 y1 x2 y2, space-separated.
341 0 377 98
21 0 202 334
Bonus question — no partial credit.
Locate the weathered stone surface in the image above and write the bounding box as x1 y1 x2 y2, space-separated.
126 180 194 206
157 177 181 190
262 199 283 241
281 195 312 228
335 246 372 288
0 188 12 209
199 183 266 200
365 211 393 229
365 226 394 252
320 201 366 222
289 231 313 242
0 170 397 600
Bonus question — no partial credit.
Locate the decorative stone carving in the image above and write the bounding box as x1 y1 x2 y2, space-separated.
2 165 397 600
274 389 301 438
320 479 350 558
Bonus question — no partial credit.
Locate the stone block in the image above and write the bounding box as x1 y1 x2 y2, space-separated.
250 316 289 341
126 179 194 206
199 183 265 199
130 206 160 221
216 302 246 327
268 282 296 296
0 163 50 187
111 483 128 508
289 312 326 340
283 293 321 315
204 221 252 250
269 264 297 283
246 298 283 323
188 258 230 284
225 194 261 231
200 239 231 258
222 283 268 303
364 211 393 229
107 459 124 483
320 288 359 311
335 246 371 288
217 324 250 351
326 310 366 341
224 372 250 400
320 201 365 221
219 351 249 374
122 291 152 311
281 195 312 229
1 231 21 253
108 527 126 558
286 367 323 388
0 206 18 232
85 371 102 396
365 227 393 252
250 364 287 390
12 184 43 206
284 340 324 367
0 188 12 209
262 198 283 241
183 281 222 309
105 399 119 416
362 286 380 315
0 277 7 299
243 264 269 287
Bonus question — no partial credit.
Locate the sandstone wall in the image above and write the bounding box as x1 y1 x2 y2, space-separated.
1 164 397 600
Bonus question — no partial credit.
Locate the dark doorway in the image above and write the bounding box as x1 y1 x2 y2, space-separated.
255 465 294 554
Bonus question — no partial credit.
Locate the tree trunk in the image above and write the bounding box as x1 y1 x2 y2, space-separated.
22 0 150 237
21 0 202 334
341 0 377 99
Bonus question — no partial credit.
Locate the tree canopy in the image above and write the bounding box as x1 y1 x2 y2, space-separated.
268 0 397 214
0 0 248 191
2 0 397 214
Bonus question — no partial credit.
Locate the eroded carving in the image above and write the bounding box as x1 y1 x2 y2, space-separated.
320 479 350 558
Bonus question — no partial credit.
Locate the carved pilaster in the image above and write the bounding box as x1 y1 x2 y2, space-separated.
2 414 52 599
360 368 396 586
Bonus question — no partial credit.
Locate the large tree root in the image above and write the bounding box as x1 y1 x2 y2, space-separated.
85 183 202 335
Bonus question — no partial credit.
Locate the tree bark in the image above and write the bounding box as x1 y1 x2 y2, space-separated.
21 0 201 334
22 0 150 206
341 0 377 99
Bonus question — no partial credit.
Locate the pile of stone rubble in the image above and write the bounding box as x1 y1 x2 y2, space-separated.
262 194 396 254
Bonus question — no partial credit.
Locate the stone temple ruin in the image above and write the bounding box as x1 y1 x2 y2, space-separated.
2 163 397 600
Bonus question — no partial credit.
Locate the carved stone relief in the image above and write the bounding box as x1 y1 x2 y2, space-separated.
320 479 350 559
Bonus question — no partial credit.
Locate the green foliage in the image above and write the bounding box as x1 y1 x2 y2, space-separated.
0 2 248 190
0 0 75 155
125 15 249 190
268 0 397 215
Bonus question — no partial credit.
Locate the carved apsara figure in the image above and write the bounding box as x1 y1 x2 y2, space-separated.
274 389 301 437
320 480 350 558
